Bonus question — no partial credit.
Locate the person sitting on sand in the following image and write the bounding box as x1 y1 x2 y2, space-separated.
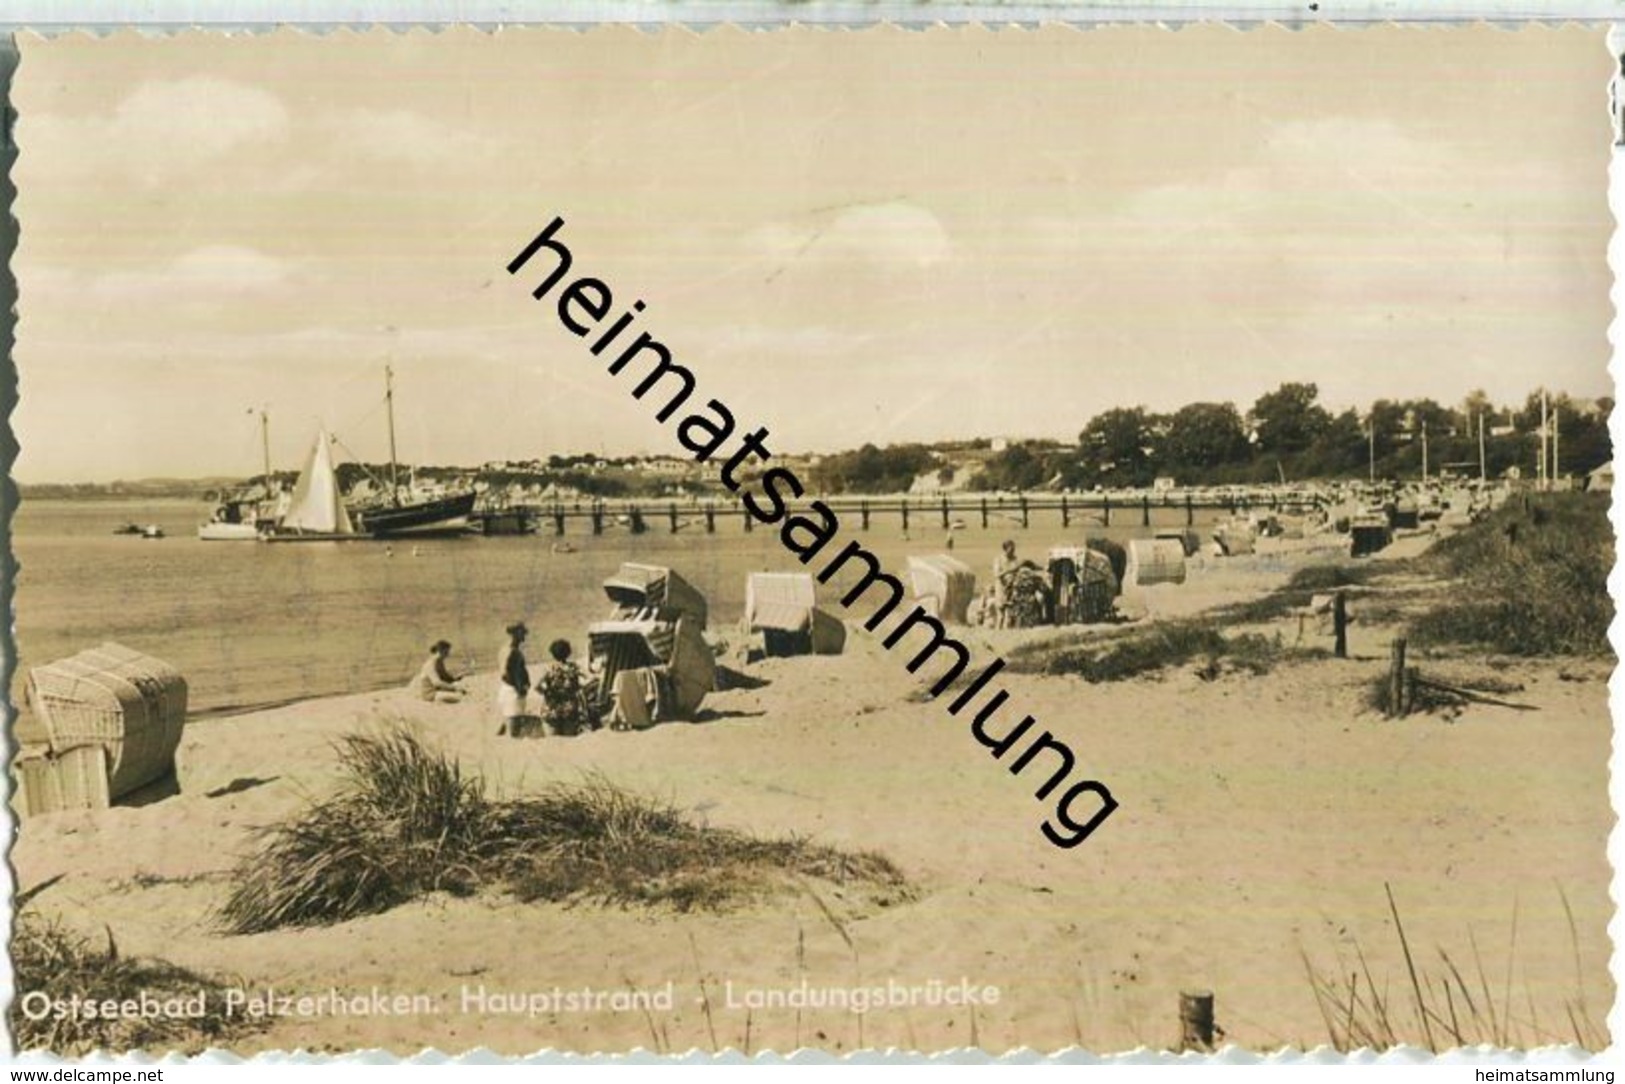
413 640 466 703
536 638 597 737
496 621 531 736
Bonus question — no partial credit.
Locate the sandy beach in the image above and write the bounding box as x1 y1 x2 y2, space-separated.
13 528 1612 1055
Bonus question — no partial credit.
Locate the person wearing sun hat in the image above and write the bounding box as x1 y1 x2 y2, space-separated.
496 621 531 735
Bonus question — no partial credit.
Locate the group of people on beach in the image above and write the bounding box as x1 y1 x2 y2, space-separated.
410 622 603 737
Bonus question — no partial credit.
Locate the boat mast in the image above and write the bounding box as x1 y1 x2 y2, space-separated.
259 408 272 491
386 364 401 505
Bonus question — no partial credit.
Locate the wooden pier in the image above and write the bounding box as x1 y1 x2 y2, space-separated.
480 489 1330 537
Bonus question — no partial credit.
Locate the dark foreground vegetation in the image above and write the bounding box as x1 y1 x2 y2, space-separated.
220 730 909 934
11 913 260 1055
1411 493 1612 657
1303 884 1604 1051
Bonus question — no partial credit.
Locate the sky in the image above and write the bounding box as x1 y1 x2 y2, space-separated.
10 25 1615 482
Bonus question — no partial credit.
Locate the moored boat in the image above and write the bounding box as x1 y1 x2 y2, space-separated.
342 365 476 538
262 430 366 543
198 409 279 541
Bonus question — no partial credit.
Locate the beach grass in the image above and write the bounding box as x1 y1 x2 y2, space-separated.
1212 563 1389 625
219 728 909 934
11 912 260 1055
1410 493 1612 657
1007 619 1316 683
1302 884 1605 1052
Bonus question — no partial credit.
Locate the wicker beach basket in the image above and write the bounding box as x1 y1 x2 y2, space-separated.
25 643 187 800
13 744 111 816
1124 538 1188 588
744 572 846 656
906 555 976 625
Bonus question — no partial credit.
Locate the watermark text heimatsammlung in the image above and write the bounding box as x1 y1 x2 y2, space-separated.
506 216 1119 849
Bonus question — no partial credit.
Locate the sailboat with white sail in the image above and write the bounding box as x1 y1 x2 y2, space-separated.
262 429 363 542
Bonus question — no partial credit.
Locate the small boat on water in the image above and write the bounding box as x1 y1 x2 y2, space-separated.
199 409 279 542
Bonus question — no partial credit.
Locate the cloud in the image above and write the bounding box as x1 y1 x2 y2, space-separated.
745 200 953 272
90 245 296 300
319 108 494 167
20 77 289 185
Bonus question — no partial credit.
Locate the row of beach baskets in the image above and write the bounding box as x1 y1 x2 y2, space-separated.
14 643 187 817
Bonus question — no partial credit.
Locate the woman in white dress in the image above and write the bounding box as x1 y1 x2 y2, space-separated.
496 621 530 735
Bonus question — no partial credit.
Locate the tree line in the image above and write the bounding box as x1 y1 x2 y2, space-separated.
971 383 1612 492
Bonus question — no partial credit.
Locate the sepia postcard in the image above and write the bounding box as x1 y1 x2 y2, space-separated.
2 23 1616 1059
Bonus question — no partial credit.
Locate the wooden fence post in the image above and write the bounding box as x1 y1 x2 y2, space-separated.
1061 495 1070 528
1333 591 1347 660
1142 494 1151 527
980 497 989 529
861 500 870 531
1389 638 1408 717
1179 990 1215 1052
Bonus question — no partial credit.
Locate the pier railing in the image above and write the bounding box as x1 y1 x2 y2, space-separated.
475 489 1332 536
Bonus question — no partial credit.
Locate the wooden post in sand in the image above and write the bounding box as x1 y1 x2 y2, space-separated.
1333 591 1348 659
668 503 679 533
591 504 603 535
1179 990 1215 1051
704 503 715 533
1186 492 1195 527
941 495 950 530
980 497 989 529
1060 495 1070 528
1141 494 1151 527
1019 495 1029 529
901 501 910 532
861 500 871 531
1388 638 1408 717
1103 493 1111 527
553 506 565 535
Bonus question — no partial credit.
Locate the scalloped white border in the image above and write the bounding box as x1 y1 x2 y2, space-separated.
0 9 1618 1070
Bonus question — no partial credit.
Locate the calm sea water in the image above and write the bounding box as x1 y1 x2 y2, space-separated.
9 497 1220 715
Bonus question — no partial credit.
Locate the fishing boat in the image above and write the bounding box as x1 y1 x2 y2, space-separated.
345 366 476 537
262 430 366 543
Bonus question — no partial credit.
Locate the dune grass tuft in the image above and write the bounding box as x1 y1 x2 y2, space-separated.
1008 620 1312 683
1302 884 1605 1052
219 729 496 934
11 912 261 1055
1411 493 1612 657
219 728 909 934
